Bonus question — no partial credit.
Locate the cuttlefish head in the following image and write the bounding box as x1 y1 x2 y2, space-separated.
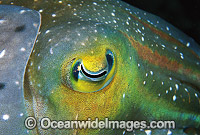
23 19 200 135
23 7 200 135
24 17 200 134
24 21 137 134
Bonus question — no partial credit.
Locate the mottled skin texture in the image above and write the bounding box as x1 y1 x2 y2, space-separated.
1 0 200 134
0 5 40 135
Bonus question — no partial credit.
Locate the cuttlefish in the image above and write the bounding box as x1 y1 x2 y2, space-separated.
0 0 200 135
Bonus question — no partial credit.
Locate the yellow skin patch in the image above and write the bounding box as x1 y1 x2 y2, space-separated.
82 53 107 72
47 49 126 134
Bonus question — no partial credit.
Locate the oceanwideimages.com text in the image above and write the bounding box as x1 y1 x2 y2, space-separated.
25 117 175 131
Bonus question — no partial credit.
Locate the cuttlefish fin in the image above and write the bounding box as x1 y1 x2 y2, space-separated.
0 5 40 135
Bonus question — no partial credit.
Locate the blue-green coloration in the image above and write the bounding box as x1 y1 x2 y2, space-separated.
0 0 200 135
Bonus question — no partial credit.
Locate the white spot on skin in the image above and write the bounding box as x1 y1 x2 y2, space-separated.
173 95 177 101
175 84 179 90
0 49 6 58
20 10 26 14
150 71 153 75
166 26 170 31
167 130 172 135
111 13 115 16
39 9 43 13
52 14 56 17
93 2 97 5
184 88 189 92
50 48 53 54
126 21 129 25
15 81 19 85
45 30 50 34
161 44 166 48
180 53 184 59
145 130 152 135
20 113 23 117
180 55 184 59
143 81 146 85
2 114 9 120
20 47 26 52
137 29 141 33
38 66 41 70
186 42 190 47
141 37 144 41
142 26 145 30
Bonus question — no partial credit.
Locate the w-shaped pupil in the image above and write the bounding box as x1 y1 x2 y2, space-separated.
81 64 107 78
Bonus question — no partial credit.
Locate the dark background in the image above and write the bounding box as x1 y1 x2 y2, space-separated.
122 0 200 45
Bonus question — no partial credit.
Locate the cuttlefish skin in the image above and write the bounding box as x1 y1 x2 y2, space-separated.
0 0 200 135
0 5 40 135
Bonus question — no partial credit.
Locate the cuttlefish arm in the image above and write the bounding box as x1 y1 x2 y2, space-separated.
0 5 40 135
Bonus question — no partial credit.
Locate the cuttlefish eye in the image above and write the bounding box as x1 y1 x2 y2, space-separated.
61 49 115 93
